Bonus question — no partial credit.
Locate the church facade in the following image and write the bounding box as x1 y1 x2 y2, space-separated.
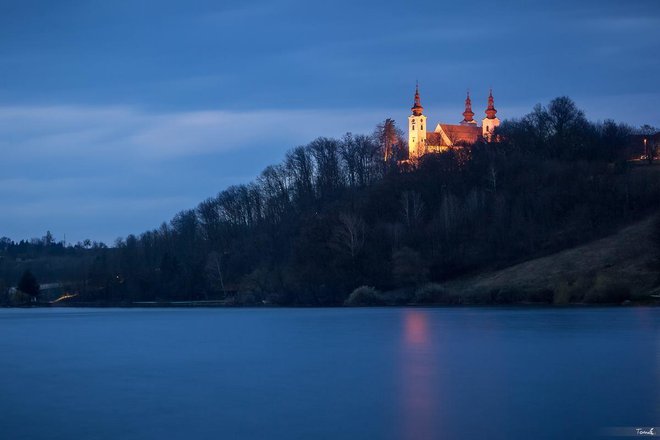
408 85 501 160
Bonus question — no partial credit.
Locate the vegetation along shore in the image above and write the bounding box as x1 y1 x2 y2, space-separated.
2 97 659 307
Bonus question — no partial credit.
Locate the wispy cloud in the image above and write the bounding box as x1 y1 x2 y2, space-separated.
0 104 387 162
581 16 660 32
0 103 393 243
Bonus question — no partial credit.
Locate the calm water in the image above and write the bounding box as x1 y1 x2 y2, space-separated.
0 307 657 439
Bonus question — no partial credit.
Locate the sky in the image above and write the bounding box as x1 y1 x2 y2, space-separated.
1 0 659 244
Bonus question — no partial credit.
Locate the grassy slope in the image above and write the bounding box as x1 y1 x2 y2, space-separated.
446 214 660 303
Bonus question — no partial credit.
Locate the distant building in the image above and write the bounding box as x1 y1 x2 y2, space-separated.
628 132 660 161
407 84 500 160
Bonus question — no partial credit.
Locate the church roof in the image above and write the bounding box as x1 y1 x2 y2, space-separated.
439 124 482 144
426 124 482 147
426 132 444 146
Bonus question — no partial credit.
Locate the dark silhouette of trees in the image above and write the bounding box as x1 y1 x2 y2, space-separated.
2 97 658 305
498 97 631 162
18 270 39 300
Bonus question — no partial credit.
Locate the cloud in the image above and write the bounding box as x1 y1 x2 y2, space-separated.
0 104 386 162
1 92 655 244
581 16 660 32
0 103 393 243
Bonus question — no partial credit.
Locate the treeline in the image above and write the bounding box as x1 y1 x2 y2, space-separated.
3 97 660 305
0 233 110 300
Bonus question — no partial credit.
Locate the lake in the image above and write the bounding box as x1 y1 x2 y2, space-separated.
0 307 657 439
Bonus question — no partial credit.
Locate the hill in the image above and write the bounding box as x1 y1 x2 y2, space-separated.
443 214 660 304
2 96 659 306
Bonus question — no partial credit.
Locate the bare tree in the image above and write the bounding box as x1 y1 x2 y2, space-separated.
205 251 227 297
401 191 424 228
488 164 498 192
309 137 344 199
257 164 291 223
285 145 315 205
340 133 381 188
330 212 366 260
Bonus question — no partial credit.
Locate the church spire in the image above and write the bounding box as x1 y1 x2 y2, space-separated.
411 82 424 116
461 91 475 125
485 88 497 119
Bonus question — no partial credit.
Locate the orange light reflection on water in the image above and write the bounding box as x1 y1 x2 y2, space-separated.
405 309 429 346
400 310 440 440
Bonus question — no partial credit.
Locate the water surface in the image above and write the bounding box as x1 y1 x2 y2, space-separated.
0 307 657 439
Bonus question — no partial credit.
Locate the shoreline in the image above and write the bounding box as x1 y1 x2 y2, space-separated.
4 300 658 309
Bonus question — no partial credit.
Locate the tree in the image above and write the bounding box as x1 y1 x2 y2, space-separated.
374 118 404 163
331 212 366 260
18 270 40 300
392 247 428 286
546 96 592 159
205 251 227 296
309 137 344 200
43 231 54 246
285 145 315 207
401 191 425 228
0 277 8 306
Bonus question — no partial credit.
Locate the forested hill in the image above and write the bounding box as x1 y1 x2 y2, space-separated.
2 97 660 306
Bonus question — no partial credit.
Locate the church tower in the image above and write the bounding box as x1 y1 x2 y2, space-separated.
408 83 427 160
460 91 476 125
482 89 500 140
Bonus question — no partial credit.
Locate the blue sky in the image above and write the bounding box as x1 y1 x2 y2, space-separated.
1 0 659 244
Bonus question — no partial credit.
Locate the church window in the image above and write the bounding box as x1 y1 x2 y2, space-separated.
421 125 424 130
412 125 415 130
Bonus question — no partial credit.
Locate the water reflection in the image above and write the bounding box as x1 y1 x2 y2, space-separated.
400 310 440 440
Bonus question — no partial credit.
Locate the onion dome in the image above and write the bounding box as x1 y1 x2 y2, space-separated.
462 91 475 123
411 82 424 116
485 89 497 119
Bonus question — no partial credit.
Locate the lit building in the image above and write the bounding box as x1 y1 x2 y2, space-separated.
407 84 501 160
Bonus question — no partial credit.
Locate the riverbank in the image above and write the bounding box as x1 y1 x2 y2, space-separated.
5 214 660 308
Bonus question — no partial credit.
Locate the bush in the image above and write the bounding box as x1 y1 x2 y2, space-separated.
8 289 32 306
414 283 457 304
392 247 428 286
380 288 414 305
344 286 383 306
18 270 39 299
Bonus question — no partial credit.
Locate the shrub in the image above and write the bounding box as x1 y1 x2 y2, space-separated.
381 288 414 305
8 289 31 306
414 283 457 304
344 286 383 306
392 247 428 286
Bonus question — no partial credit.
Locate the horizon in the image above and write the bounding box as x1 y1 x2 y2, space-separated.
1 0 659 244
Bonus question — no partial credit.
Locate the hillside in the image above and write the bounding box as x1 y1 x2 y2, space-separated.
3 97 659 307
445 214 660 304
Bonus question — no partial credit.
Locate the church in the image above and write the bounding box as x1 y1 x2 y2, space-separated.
407 84 501 160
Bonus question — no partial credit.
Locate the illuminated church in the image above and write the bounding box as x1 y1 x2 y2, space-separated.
408 84 500 160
